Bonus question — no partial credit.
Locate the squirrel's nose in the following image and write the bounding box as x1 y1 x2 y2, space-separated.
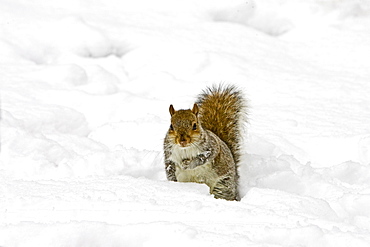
179 135 188 147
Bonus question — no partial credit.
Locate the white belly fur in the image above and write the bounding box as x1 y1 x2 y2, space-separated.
169 145 219 189
175 162 219 190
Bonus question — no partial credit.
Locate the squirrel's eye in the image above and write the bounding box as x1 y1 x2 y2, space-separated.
192 123 197 130
169 124 174 130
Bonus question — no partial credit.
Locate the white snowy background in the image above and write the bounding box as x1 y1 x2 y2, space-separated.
1 0 370 246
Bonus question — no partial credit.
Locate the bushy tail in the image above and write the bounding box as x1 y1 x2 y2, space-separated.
196 84 247 164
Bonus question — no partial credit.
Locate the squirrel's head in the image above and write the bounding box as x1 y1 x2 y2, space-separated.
168 104 201 148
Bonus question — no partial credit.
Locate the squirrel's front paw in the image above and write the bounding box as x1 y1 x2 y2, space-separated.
181 151 211 169
181 159 192 169
181 159 199 170
198 151 211 162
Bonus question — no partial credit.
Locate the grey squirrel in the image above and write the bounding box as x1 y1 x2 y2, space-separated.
163 85 247 201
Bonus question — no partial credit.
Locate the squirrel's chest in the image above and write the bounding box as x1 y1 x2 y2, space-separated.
169 145 219 187
175 162 218 188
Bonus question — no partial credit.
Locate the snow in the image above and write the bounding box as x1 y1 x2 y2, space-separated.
1 0 370 246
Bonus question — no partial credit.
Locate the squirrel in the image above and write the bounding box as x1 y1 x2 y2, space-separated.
163 84 246 201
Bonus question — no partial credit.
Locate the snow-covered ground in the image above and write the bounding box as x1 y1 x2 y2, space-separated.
1 0 370 246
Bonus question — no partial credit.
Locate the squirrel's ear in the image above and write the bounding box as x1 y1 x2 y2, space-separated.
169 105 176 116
192 104 199 116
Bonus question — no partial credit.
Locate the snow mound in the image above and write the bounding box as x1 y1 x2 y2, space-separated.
46 16 114 58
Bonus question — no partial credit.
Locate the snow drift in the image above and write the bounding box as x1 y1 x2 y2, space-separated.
1 0 370 246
